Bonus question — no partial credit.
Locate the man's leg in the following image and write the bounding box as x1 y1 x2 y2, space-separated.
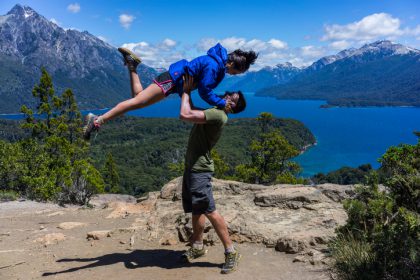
205 211 233 250
206 211 241 274
191 214 206 244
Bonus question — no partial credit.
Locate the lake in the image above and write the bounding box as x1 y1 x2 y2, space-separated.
2 92 419 177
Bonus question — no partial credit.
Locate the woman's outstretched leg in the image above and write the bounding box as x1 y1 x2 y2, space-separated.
83 84 164 140
99 84 164 123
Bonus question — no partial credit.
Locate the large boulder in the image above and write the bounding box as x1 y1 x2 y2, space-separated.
130 178 353 261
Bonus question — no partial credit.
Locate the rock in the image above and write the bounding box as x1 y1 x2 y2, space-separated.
316 184 355 202
34 233 66 245
136 193 149 203
160 234 178 246
87 230 111 240
90 194 137 208
130 235 135 247
125 178 351 262
160 177 183 200
293 255 307 263
47 211 65 217
275 238 307 254
113 227 138 234
57 222 87 230
254 186 326 209
120 240 127 244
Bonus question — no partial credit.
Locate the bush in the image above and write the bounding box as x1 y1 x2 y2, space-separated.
330 134 420 280
0 190 19 201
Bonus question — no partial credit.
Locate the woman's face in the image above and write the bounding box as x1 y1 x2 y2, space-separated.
226 62 244 75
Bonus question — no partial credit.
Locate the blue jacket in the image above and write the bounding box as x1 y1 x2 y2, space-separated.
168 43 227 108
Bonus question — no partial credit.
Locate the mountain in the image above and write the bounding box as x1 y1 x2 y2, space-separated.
218 62 302 92
256 40 420 107
0 5 158 113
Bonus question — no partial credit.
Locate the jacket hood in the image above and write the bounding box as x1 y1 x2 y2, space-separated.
207 43 228 69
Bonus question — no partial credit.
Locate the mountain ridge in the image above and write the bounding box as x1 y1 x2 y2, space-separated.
0 4 157 113
255 40 420 107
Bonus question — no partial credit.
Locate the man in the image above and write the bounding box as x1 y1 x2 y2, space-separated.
179 74 246 274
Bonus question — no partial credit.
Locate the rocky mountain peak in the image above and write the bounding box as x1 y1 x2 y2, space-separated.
7 4 36 17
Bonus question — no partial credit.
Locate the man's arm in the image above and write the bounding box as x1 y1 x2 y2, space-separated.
179 73 207 124
179 93 207 124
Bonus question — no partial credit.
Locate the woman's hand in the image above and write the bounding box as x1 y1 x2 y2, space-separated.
182 73 194 94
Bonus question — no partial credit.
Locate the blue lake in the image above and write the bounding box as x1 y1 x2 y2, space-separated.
2 92 419 177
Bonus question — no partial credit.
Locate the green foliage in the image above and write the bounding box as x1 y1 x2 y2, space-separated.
0 69 103 204
312 164 373 185
233 113 301 184
330 135 420 280
211 150 229 179
0 190 19 201
102 153 120 193
86 114 314 194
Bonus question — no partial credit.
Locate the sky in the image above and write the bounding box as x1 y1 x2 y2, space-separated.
1 0 419 70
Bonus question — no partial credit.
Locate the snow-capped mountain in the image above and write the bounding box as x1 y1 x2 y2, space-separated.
218 62 303 92
0 4 157 113
257 40 420 107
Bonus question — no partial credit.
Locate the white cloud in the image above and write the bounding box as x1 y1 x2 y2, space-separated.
329 40 351 50
119 14 135 29
122 37 336 70
67 3 80 14
268 39 288 49
300 45 325 58
120 39 184 69
322 13 403 42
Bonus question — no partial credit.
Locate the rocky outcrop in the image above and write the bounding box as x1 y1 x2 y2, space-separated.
104 178 354 264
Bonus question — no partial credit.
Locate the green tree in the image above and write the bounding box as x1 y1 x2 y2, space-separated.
234 113 301 184
102 153 120 193
211 150 229 179
330 133 420 280
16 69 104 204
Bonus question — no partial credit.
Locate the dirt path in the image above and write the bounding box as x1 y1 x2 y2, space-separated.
0 200 330 280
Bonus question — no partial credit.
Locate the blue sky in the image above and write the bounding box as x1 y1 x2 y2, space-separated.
1 0 419 69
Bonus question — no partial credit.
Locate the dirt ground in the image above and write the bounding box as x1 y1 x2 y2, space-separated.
0 200 331 280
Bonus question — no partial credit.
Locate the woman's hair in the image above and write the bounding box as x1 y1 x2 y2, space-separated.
228 49 258 72
223 91 246 114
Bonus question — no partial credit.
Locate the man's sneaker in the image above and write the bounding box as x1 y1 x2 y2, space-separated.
221 251 241 274
83 113 100 140
180 246 207 263
118 47 141 71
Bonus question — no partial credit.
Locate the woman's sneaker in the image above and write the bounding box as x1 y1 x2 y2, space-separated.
83 113 100 140
221 251 241 274
180 247 207 263
118 47 142 71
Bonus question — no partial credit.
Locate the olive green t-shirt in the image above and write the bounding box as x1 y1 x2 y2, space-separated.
185 108 228 172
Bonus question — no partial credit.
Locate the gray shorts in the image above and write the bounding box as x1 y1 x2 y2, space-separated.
182 171 216 215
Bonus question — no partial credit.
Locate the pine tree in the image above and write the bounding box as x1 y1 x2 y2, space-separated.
102 153 120 193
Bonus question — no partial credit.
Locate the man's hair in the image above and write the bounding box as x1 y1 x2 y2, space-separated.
227 49 258 72
223 91 246 114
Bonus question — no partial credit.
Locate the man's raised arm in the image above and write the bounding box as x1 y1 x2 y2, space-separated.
179 74 207 124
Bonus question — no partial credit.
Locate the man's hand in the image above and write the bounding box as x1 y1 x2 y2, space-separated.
224 100 233 113
182 73 194 94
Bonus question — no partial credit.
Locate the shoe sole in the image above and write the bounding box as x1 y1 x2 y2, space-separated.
118 47 142 64
83 113 96 140
221 253 242 274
